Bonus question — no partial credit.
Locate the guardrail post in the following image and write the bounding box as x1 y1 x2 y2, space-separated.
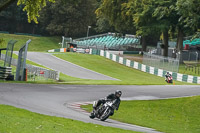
16 39 31 81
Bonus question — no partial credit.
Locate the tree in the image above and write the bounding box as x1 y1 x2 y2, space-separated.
39 0 97 37
95 0 136 34
96 0 163 52
177 0 200 31
95 16 113 33
0 0 17 12
122 0 161 52
0 1 34 34
0 0 55 23
152 0 177 56
176 0 200 44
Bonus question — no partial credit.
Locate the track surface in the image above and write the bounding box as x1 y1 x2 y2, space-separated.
25 52 118 80
0 83 200 132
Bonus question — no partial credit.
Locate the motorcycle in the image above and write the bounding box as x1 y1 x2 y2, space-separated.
166 75 173 83
89 99 117 121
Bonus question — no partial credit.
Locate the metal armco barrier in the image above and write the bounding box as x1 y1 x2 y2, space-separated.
0 66 12 80
26 65 59 81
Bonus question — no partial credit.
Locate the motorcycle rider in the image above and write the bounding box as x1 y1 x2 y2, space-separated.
91 90 122 117
165 72 172 82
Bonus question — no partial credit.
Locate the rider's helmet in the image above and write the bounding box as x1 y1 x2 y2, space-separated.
166 72 169 75
115 90 122 98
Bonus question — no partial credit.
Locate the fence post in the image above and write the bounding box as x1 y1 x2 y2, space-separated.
4 40 17 67
16 39 31 81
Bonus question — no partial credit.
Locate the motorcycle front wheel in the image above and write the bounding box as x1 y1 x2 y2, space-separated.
89 113 95 119
100 107 111 121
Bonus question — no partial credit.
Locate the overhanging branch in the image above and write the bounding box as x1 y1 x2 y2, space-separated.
0 0 17 12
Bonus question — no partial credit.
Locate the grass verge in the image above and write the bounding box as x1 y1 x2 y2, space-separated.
0 104 138 133
82 96 200 133
0 33 60 51
54 53 193 85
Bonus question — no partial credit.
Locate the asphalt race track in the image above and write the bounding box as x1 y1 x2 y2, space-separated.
25 52 118 80
0 83 200 133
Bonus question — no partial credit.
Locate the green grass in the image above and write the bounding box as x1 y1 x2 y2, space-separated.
54 53 192 85
0 33 60 51
0 104 138 133
179 63 200 76
82 96 200 133
0 60 3 66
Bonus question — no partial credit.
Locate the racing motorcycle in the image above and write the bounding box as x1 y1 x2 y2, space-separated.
166 75 173 83
89 99 117 121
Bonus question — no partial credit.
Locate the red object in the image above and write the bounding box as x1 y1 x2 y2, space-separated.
184 44 189 50
73 48 77 52
167 76 173 83
40 71 44 74
85 49 90 53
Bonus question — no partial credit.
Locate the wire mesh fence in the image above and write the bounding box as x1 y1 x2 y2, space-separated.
0 54 59 81
26 65 59 81
4 40 17 67
143 52 180 72
182 51 199 62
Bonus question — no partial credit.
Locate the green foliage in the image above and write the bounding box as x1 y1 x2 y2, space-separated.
39 0 97 37
96 0 200 53
0 33 60 51
0 1 36 34
95 15 112 33
0 38 5 47
82 96 200 133
17 0 55 23
96 0 135 33
177 0 200 30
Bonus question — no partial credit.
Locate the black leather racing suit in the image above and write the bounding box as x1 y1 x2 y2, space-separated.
95 93 121 111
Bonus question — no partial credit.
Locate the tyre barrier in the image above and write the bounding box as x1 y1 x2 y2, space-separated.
0 66 14 80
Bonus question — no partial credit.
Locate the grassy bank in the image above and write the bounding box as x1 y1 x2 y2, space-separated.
82 96 200 133
0 33 60 51
0 104 138 133
54 53 192 85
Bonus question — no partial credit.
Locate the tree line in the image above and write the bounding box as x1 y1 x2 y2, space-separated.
1 0 200 55
0 0 99 38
